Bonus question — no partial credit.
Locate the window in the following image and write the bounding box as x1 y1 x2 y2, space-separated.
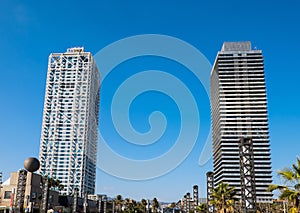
31 192 37 200
4 191 11 199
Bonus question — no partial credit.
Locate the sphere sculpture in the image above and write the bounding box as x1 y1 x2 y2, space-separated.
24 157 40 172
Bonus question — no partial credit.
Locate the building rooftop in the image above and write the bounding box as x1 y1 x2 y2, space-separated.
221 41 251 51
66 47 85 53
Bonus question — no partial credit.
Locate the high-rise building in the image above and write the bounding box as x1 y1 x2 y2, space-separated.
39 47 100 196
210 42 272 202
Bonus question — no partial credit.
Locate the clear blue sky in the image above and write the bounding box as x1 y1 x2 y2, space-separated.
0 0 299 202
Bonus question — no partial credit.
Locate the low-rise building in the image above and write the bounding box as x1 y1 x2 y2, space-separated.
0 170 59 213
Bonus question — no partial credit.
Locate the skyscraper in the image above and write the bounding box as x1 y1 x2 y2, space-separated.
39 47 100 195
210 42 272 202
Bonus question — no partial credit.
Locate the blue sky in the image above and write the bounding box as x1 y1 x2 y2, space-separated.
0 0 299 202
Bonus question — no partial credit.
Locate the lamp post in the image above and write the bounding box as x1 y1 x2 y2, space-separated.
73 188 79 213
112 199 115 213
103 195 107 213
83 192 88 213
97 195 102 213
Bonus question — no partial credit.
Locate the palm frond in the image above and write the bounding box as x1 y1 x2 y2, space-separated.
297 157 300 170
288 207 298 213
292 163 300 179
278 169 295 181
279 188 299 202
267 184 287 192
294 183 300 191
271 158 300 211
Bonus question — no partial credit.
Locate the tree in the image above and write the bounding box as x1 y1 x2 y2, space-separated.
196 203 207 213
135 201 146 213
169 202 176 209
52 178 64 191
123 198 141 213
116 195 123 212
44 176 64 192
40 176 64 212
210 182 237 213
152 198 159 213
268 157 300 213
141 199 148 213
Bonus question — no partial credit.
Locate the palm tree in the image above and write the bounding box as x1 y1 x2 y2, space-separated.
124 198 137 213
196 203 207 213
152 198 159 213
210 182 237 213
169 202 176 209
116 194 123 212
123 198 130 212
141 199 148 213
135 201 146 213
268 157 300 213
53 179 64 192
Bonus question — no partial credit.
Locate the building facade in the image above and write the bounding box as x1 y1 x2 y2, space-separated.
0 171 101 213
0 171 59 212
39 47 100 196
210 42 272 202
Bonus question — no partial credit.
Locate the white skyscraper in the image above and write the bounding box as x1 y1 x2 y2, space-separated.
39 47 100 195
210 42 272 202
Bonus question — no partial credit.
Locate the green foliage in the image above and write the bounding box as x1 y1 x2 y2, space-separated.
115 194 123 212
288 207 298 213
210 182 237 213
196 203 207 213
42 176 64 192
152 197 159 213
116 194 123 201
114 196 149 213
169 202 176 208
268 157 300 212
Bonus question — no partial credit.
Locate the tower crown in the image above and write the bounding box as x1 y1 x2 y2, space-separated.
67 47 85 53
221 41 251 51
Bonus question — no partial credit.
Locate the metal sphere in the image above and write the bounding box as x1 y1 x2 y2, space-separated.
24 157 40 172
